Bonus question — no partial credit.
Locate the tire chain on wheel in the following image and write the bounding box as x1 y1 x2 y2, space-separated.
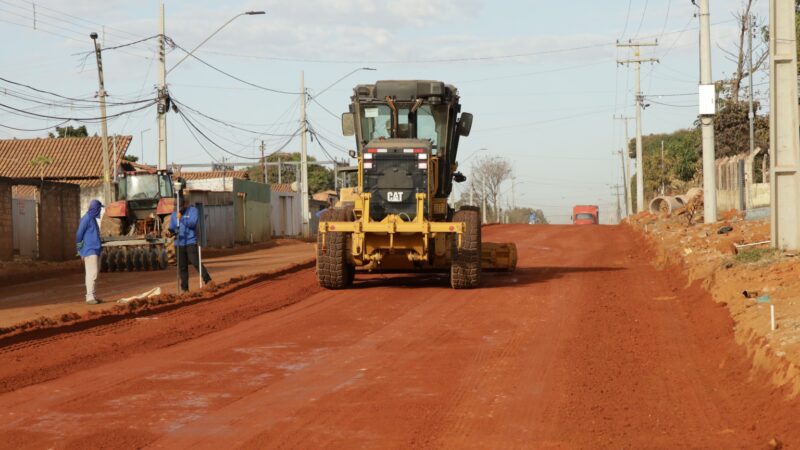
451 206 481 289
316 208 354 289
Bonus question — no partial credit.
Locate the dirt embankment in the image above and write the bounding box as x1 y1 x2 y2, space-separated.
627 211 800 397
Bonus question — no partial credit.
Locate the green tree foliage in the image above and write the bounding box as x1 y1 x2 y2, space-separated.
712 100 769 157
631 128 702 204
247 152 335 194
122 154 139 162
48 125 88 138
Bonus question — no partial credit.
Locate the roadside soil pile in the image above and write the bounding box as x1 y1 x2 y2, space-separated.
627 211 800 395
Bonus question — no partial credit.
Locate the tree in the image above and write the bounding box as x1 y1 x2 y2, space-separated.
712 100 769 157
718 0 768 103
48 125 88 138
247 152 335 194
122 154 139 163
470 156 513 223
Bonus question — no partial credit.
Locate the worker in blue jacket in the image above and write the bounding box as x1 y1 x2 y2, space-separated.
167 195 212 293
76 199 103 304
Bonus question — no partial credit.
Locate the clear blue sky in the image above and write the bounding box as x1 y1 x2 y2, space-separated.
0 0 768 223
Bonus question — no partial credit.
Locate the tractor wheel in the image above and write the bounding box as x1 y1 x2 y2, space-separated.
158 246 168 270
133 248 145 271
114 249 126 272
107 248 118 272
148 247 160 270
316 208 354 289
450 206 481 289
100 252 109 272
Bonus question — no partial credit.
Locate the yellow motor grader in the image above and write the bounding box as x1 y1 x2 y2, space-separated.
317 80 516 289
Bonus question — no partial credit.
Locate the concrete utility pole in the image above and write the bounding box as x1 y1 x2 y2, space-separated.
698 0 718 223
157 2 168 171
90 32 112 205
769 0 800 249
511 176 516 210
260 140 267 184
747 12 756 155
617 41 658 214
612 184 623 224
616 149 630 216
614 115 634 216
299 71 311 238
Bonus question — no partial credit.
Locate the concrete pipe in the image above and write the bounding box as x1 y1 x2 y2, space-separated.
649 196 683 215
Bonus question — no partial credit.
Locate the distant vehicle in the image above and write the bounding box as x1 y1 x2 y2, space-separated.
572 205 599 225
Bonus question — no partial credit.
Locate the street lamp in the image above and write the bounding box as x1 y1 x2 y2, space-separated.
167 11 266 75
140 128 151 163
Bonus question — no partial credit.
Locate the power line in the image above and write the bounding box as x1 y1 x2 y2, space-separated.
0 100 155 122
171 42 301 95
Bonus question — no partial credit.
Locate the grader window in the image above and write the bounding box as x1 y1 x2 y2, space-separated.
360 105 392 140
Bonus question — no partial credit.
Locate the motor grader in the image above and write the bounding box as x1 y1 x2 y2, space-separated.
317 80 517 289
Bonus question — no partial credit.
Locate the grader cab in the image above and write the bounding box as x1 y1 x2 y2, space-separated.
317 80 517 289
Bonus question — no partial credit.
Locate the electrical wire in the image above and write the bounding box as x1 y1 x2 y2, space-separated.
0 119 70 131
0 76 154 106
171 42 301 95
0 100 155 122
170 97 298 137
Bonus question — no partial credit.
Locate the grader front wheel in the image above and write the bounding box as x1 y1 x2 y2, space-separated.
316 209 354 289
451 206 482 289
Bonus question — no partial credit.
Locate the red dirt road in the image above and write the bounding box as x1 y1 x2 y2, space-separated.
0 225 798 448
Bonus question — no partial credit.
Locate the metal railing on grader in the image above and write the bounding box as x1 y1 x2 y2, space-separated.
317 80 517 289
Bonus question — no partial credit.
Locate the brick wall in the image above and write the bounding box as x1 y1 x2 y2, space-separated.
37 182 80 261
0 178 12 261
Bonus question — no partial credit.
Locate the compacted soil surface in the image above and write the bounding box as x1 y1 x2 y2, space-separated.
0 225 797 449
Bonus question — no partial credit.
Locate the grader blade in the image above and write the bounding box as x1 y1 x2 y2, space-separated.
481 242 517 272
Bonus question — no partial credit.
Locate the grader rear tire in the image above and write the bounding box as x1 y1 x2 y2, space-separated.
450 206 481 289
316 208 354 289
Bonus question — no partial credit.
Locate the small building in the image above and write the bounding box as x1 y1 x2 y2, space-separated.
182 170 271 244
271 183 301 237
0 135 131 212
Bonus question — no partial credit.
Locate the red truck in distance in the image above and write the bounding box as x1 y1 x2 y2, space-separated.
572 205 599 225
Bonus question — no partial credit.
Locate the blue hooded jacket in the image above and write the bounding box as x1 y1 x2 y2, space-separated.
169 205 200 246
76 199 103 257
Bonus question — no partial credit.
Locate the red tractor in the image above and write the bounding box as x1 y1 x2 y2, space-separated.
100 168 175 272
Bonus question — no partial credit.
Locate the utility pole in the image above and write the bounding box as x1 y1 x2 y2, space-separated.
614 115 634 216
612 184 623 224
616 149 630 216
299 71 310 238
747 12 756 155
769 0 800 249
90 32 112 205
481 178 487 224
260 140 267 184
157 2 168 171
698 0 718 223
277 157 282 184
617 41 658 214
660 140 665 195
511 176 516 210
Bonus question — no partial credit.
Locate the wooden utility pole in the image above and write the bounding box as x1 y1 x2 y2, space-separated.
260 140 267 184
769 0 800 249
90 32 112 205
617 42 658 213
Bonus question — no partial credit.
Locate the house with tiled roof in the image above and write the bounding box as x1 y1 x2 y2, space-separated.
0 135 132 212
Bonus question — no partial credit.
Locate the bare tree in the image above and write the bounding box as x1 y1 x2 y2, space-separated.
718 0 768 103
470 156 512 223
